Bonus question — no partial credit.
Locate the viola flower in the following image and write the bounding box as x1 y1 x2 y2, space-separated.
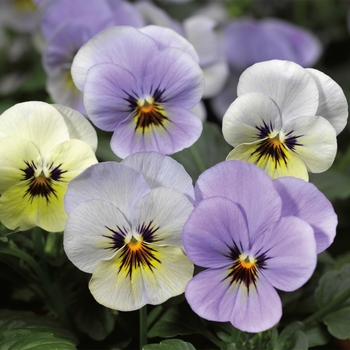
222 60 348 180
183 160 336 332
64 153 194 310
71 25 204 158
0 101 98 232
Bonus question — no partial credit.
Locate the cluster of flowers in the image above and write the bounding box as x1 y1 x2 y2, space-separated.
0 0 348 335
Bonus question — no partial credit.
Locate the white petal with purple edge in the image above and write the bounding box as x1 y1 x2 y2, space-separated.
64 199 130 273
306 68 348 135
253 216 317 291
121 152 195 202
273 177 337 253
237 60 319 122
183 197 249 268
64 162 151 217
194 161 282 240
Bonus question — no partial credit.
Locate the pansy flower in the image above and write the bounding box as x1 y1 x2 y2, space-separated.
183 160 337 332
0 101 98 232
71 25 204 159
222 60 348 180
64 152 194 310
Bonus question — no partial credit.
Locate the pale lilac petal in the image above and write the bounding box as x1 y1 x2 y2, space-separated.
222 92 282 147
183 197 249 268
185 267 282 333
141 47 204 109
121 152 195 202
195 161 282 240
237 60 319 122
306 68 348 135
106 0 145 27
253 216 317 291
110 106 202 158
202 61 229 98
140 25 198 62
64 199 130 273
274 177 337 253
83 62 139 131
72 26 158 91
282 115 337 173
64 162 151 218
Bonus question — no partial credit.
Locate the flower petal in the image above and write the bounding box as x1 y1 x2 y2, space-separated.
237 60 319 122
185 267 282 333
282 115 337 173
110 105 202 158
89 245 193 311
121 152 195 202
273 177 337 253
183 197 249 268
254 216 317 291
226 141 309 181
64 199 131 273
64 162 151 217
132 187 193 247
194 160 282 239
222 92 282 147
52 104 97 151
306 68 348 135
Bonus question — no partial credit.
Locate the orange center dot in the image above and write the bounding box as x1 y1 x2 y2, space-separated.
128 236 143 251
239 255 256 269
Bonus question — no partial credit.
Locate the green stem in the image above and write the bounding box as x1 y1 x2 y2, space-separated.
303 286 350 325
139 305 148 349
199 329 226 349
32 227 49 275
190 146 206 173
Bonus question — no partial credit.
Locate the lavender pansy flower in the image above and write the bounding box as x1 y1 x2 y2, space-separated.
41 0 144 114
64 152 194 310
183 160 336 332
71 25 204 158
222 60 348 180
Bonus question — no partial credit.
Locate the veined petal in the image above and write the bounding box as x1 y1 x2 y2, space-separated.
237 60 319 122
194 160 282 237
64 162 151 217
226 141 309 180
0 102 70 157
83 62 140 132
222 92 282 147
72 26 159 91
306 68 348 135
185 267 282 333
110 106 202 158
274 177 337 253
52 104 97 151
141 46 204 109
132 187 193 247
0 180 67 232
254 216 316 291
0 136 41 193
282 115 337 173
183 197 249 268
44 139 98 181
89 245 193 311
64 199 131 273
140 25 198 62
121 152 195 202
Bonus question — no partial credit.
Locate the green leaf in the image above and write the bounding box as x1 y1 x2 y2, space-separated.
143 339 196 350
171 122 231 181
0 310 77 350
315 264 350 308
303 323 330 347
276 322 308 350
147 305 203 339
323 306 350 339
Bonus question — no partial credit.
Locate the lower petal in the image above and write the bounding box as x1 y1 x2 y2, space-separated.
226 141 309 180
89 245 193 311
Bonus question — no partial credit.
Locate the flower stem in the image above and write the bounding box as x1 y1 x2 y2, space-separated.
190 145 206 173
139 305 148 349
303 286 350 325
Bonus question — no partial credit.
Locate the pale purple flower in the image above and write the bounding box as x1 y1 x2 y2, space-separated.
71 25 204 158
183 160 337 332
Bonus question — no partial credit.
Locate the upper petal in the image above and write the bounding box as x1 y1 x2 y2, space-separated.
237 60 319 122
